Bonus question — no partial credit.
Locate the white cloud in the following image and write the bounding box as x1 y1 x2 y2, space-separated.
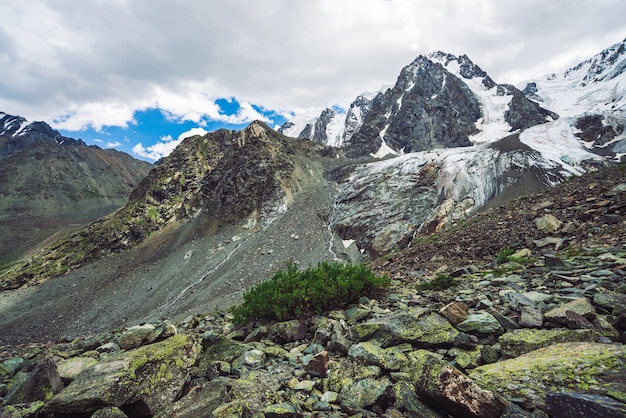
105 141 122 148
131 128 210 161
1 0 624 129
178 128 208 141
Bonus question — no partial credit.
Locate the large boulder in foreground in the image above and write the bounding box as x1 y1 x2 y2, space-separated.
409 349 508 418
469 342 626 410
44 334 199 416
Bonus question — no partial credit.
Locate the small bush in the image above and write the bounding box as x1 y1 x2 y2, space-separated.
416 273 458 291
231 261 390 324
496 246 516 264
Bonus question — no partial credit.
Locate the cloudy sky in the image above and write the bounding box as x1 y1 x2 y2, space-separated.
1 0 624 161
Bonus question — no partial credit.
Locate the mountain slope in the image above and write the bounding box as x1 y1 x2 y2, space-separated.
0 122 344 291
0 112 152 265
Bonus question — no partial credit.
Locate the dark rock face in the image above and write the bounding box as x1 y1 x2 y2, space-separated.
503 86 559 130
346 56 480 157
343 94 375 143
311 108 336 143
344 53 556 158
576 114 620 146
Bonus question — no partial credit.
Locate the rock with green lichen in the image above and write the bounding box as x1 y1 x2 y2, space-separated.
498 328 599 358
43 334 199 416
155 380 227 418
348 341 409 371
227 368 294 412
263 402 303 417
90 406 129 417
349 308 459 347
469 342 626 411
3 358 64 405
544 298 596 325
338 377 392 410
448 346 483 370
456 312 504 335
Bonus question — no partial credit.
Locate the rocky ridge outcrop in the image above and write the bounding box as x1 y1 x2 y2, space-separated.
0 122 327 291
2 165 625 417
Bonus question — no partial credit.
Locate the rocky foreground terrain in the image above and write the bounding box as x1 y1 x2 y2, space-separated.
1 163 626 417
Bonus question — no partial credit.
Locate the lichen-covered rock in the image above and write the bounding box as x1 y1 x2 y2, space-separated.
456 312 504 335
448 346 483 370
348 341 409 372
498 328 599 358
44 334 199 415
55 356 98 384
196 337 248 371
469 342 626 410
349 308 458 347
269 320 308 344
3 358 64 405
338 377 392 410
409 350 508 418
155 380 227 418
544 298 596 325
91 406 130 417
227 368 293 412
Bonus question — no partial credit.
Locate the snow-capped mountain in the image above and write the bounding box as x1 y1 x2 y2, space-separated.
520 38 626 159
0 112 86 157
323 44 624 255
278 87 387 148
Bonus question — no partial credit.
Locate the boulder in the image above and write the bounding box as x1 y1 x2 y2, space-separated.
456 312 504 335
409 350 508 418
348 342 409 372
44 334 199 416
535 214 562 233
469 342 626 410
269 320 308 344
498 328 598 358
305 350 329 377
349 308 458 347
3 358 64 405
544 298 596 325
545 392 626 418
155 380 227 418
338 377 393 410
439 301 468 325
55 357 98 384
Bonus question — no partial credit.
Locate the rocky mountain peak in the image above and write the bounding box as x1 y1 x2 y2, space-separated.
0 112 86 158
565 38 626 86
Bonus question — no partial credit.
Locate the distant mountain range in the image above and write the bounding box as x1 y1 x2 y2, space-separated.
280 39 625 161
0 112 153 264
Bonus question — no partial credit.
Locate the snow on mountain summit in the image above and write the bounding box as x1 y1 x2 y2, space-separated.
520 38 626 118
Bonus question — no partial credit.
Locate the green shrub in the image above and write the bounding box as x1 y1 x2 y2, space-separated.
496 246 516 264
416 273 458 291
231 261 390 324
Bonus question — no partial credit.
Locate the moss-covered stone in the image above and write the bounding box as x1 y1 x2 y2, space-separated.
347 341 409 371
349 308 458 347
469 342 626 410
44 334 199 416
498 328 598 358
